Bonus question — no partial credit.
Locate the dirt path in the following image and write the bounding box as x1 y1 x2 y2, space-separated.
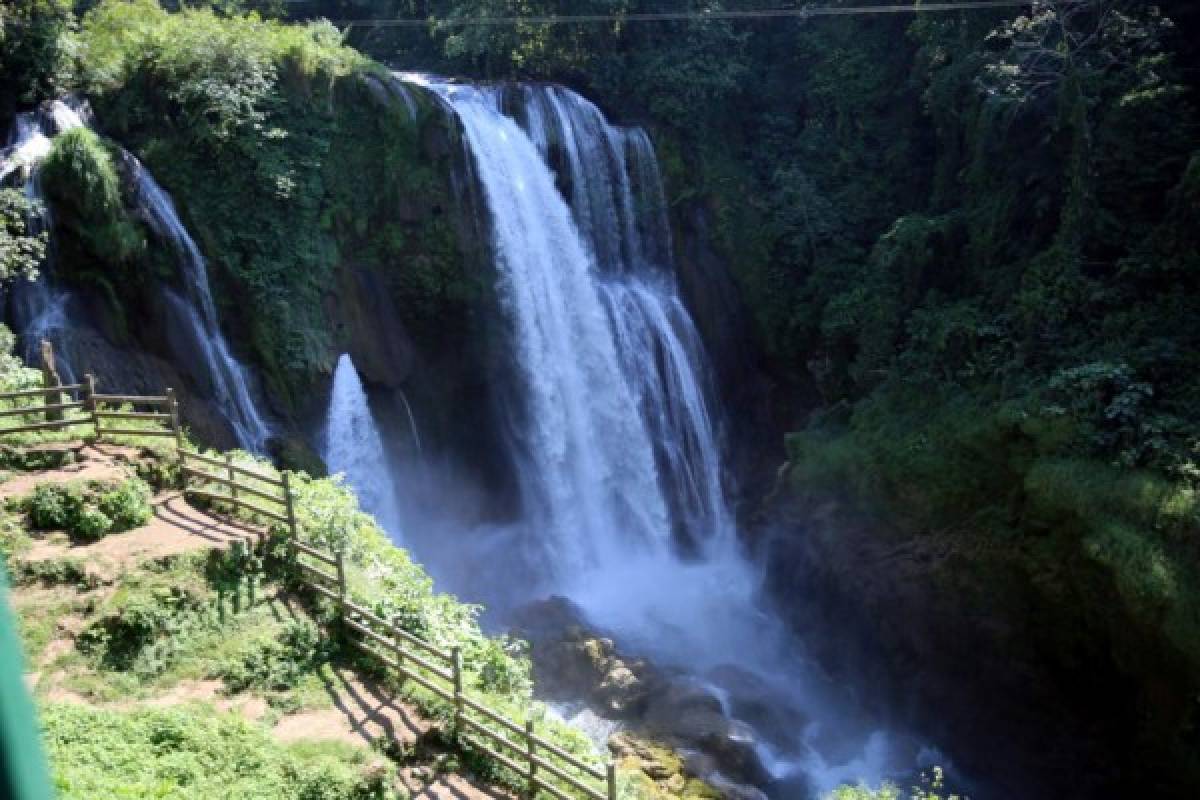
0 442 141 501
5 442 511 800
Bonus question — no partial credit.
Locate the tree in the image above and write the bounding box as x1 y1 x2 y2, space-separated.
0 189 46 285
0 0 74 115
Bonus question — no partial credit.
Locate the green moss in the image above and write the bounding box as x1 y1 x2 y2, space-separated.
69 1 474 412
39 127 147 316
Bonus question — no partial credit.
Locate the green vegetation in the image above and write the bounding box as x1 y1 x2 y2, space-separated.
0 1 73 115
22 477 152 541
4 0 1199 795
3 437 665 797
42 703 398 800
828 767 964 800
39 126 147 310
0 189 47 284
63 0 478 407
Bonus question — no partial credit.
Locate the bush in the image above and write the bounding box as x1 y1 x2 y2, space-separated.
10 555 90 588
23 477 154 541
27 481 80 531
77 584 212 676
97 479 153 530
221 619 332 693
39 127 145 275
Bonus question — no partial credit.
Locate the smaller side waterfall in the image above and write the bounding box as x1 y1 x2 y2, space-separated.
127 159 270 452
1 99 89 378
325 355 402 538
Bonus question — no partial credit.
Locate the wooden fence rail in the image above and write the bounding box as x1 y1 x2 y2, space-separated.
0 345 617 800
170 439 616 800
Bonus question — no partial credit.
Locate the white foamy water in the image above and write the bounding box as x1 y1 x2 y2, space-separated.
1 99 89 378
325 354 402 538
128 159 271 452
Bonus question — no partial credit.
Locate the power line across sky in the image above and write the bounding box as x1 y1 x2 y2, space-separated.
331 2 1034 29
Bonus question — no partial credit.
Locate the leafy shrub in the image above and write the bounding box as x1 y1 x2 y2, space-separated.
221 619 331 693
39 127 145 278
73 507 112 541
0 188 47 283
96 479 153 530
26 481 80 531
77 584 212 676
0 507 31 569
23 477 154 541
10 555 90 588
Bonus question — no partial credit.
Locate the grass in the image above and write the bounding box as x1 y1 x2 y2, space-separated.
0 426 700 799
41 703 398 800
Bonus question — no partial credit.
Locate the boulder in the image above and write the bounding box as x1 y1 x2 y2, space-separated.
641 676 772 787
510 596 661 718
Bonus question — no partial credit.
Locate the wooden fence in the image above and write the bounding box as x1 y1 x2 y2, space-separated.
0 373 181 443
180 453 617 800
0 356 617 800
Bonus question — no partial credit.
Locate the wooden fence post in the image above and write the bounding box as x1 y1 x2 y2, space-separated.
525 719 537 796
230 540 244 614
39 340 62 423
335 549 347 610
451 646 464 738
246 540 257 607
83 374 96 410
166 388 182 453
391 616 405 668
226 453 238 505
607 762 617 800
281 472 299 568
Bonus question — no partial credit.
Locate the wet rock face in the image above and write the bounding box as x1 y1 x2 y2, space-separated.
511 596 658 717
510 597 776 793
641 679 773 788
327 265 417 389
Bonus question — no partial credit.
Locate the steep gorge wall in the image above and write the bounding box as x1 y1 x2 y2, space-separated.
16 67 519 503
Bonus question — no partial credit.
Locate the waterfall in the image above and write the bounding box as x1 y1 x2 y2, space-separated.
418 76 731 563
325 354 402 537
126 159 270 453
408 74 903 795
3 99 269 451
411 77 671 577
398 388 423 455
1 99 88 378
511 85 732 550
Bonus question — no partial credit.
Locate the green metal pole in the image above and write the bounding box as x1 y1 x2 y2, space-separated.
0 565 54 800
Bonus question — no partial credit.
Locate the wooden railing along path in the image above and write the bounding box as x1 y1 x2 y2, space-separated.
0 359 616 800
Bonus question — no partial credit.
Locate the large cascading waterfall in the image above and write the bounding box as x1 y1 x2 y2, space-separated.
511 85 733 551
413 77 672 578
125 159 270 453
0 99 88 379
325 354 402 537
411 74 906 796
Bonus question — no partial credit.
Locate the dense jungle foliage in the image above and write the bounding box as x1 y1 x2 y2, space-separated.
3 0 1200 794
4 0 480 409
